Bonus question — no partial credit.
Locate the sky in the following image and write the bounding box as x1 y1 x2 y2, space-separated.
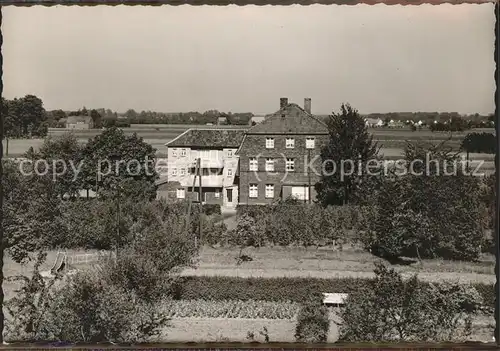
2 4 496 115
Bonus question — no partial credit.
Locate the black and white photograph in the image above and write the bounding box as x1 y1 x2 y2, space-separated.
0 3 497 345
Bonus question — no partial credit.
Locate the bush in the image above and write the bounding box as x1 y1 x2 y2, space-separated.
294 293 330 343
202 204 221 216
338 263 483 342
6 269 169 343
173 275 495 308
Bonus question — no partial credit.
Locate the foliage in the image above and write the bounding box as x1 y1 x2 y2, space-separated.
316 103 381 206
338 263 483 342
3 160 65 263
202 204 222 216
364 141 487 262
233 201 375 248
461 132 495 154
2 95 48 139
25 133 84 198
295 293 330 343
174 275 495 309
79 127 158 199
163 300 298 319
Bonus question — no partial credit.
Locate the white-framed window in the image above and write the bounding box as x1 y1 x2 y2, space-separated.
228 168 233 176
249 157 258 171
227 149 233 157
176 188 185 199
215 190 220 198
306 137 315 149
181 148 187 157
265 184 274 198
249 184 258 198
172 167 177 176
172 148 178 157
286 158 295 172
265 137 274 149
180 168 186 176
286 138 295 149
265 158 274 172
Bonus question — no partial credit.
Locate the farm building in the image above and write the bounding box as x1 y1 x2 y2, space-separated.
365 117 383 127
66 116 94 129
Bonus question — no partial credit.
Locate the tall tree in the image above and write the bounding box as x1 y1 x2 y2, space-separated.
80 127 158 200
315 103 380 206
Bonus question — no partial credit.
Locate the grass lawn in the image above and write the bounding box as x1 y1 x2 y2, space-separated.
180 246 496 284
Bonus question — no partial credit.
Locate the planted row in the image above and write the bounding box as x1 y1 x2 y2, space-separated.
173 276 495 308
163 299 298 319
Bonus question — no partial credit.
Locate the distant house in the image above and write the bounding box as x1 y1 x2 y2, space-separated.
66 116 94 129
217 116 228 125
388 120 405 128
250 115 266 125
365 118 384 128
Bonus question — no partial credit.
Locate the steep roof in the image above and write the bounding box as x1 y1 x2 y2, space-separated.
166 128 247 148
66 116 93 124
246 103 328 134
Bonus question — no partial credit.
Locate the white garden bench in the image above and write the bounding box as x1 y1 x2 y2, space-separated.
322 293 348 307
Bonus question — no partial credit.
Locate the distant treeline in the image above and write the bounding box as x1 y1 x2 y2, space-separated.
363 112 493 123
47 107 254 127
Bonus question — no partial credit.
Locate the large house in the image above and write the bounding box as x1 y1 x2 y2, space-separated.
156 129 245 209
66 116 94 129
235 98 329 205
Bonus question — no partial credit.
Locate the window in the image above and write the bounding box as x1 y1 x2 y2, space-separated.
172 167 177 176
286 158 295 171
249 184 258 198
176 188 185 199
227 149 233 157
306 137 315 149
286 138 295 149
265 158 274 172
181 148 187 157
180 168 186 176
266 137 274 149
228 168 233 176
172 148 178 157
215 190 220 198
249 157 258 171
265 184 274 198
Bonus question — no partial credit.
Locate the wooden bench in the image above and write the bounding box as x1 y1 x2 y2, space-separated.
323 293 348 307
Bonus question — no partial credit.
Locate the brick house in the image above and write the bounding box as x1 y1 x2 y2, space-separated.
156 128 246 209
236 98 329 205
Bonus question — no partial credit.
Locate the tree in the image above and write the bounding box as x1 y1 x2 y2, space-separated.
364 141 487 262
30 133 84 199
90 109 103 129
315 104 380 206
338 263 482 342
80 127 158 199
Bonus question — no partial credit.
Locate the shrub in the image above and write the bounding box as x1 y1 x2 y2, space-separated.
295 293 330 343
6 269 169 343
202 204 221 216
337 263 483 342
173 276 495 308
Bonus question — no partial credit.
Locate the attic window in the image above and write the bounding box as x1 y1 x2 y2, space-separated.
281 114 286 119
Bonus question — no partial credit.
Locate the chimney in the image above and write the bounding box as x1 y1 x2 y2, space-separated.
280 97 288 109
304 98 311 114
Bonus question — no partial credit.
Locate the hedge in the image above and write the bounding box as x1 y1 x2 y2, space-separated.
173 276 495 308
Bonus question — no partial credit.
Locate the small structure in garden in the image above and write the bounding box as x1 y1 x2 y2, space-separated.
322 293 348 307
